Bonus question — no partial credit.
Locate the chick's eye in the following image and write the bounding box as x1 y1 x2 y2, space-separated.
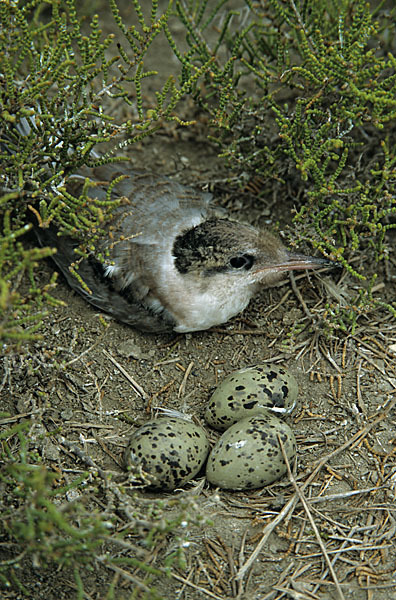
229 254 254 270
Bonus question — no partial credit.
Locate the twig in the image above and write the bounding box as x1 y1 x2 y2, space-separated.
65 327 108 367
236 395 396 581
289 272 312 319
98 558 158 593
306 486 384 504
356 359 367 416
170 571 227 600
278 434 345 600
103 350 147 399
178 361 194 398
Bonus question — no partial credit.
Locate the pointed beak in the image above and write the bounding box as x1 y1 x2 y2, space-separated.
256 252 341 274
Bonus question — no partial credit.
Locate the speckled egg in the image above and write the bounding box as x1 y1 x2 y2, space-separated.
206 414 296 490
205 364 298 431
124 417 210 491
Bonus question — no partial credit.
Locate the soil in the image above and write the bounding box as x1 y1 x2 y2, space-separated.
1 2 396 600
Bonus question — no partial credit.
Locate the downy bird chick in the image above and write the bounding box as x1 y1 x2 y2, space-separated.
34 164 338 333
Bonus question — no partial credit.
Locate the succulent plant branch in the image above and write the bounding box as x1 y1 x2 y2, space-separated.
0 0 210 343
173 0 396 333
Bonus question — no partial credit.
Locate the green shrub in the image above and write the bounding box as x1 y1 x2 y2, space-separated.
173 0 396 333
0 0 209 343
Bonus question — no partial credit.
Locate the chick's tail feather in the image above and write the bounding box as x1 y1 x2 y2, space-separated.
34 225 174 333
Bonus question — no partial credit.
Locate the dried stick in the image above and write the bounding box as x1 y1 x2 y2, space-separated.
278 434 345 600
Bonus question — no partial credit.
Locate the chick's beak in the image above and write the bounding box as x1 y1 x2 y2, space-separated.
256 252 341 274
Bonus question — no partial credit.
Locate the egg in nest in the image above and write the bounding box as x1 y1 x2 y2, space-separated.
124 417 210 491
205 364 298 431
206 413 296 490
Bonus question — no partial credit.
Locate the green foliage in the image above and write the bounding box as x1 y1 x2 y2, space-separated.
1 427 106 569
0 0 210 344
173 0 396 332
0 418 210 597
0 209 62 342
2 0 395 342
